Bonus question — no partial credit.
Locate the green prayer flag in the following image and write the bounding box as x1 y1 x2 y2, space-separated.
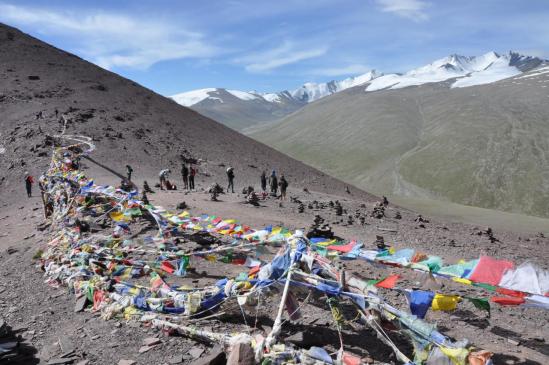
465 296 491 316
473 282 496 291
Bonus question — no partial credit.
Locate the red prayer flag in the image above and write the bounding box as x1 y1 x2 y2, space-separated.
496 287 526 298
327 240 356 253
248 266 260 276
490 296 525 306
375 274 400 289
161 261 175 274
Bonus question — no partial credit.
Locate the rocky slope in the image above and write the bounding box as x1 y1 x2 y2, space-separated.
0 22 370 206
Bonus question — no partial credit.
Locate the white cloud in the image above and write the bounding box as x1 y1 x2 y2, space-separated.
236 41 328 73
375 0 430 22
310 64 371 76
0 3 218 69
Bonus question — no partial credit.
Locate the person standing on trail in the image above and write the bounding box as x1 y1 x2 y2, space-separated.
269 170 278 195
279 175 288 200
159 169 171 190
181 163 189 190
226 167 235 193
189 164 196 190
260 171 267 192
24 172 34 197
126 165 133 181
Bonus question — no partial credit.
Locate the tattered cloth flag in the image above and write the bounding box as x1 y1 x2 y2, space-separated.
374 274 400 289
409 290 434 319
464 296 491 317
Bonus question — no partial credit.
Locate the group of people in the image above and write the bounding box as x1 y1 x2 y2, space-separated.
260 170 289 200
24 161 289 201
157 164 199 191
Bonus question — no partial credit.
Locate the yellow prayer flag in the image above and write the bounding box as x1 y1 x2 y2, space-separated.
453 277 472 285
431 294 460 311
440 346 469 365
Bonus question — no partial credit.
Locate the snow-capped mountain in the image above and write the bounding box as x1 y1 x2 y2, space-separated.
171 51 544 131
366 51 541 91
290 70 381 102
170 70 381 108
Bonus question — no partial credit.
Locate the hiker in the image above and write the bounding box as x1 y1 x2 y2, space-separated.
226 167 235 193
269 170 278 195
159 169 171 190
54 108 58 118
126 165 133 181
24 172 34 197
189 165 196 190
260 171 267 192
181 163 189 190
279 175 288 200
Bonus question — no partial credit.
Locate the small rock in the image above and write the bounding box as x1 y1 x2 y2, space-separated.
168 354 184 364
189 347 204 359
227 342 254 365
47 357 80 365
507 338 520 346
74 296 88 313
118 360 136 365
143 337 161 346
139 345 153 353
188 345 225 365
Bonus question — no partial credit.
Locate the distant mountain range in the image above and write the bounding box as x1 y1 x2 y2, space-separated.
170 71 380 130
171 52 542 131
250 60 549 218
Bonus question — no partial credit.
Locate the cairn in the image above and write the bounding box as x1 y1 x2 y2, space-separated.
208 183 223 201
375 235 387 250
143 180 154 193
334 201 343 216
297 202 305 213
246 192 260 206
307 215 334 239
382 196 389 206
371 202 385 219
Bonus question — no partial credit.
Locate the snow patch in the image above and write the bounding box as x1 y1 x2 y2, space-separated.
170 88 221 106
226 89 259 101
515 66 549 79
452 58 521 88
261 93 282 103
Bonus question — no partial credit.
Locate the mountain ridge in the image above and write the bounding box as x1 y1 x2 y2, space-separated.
171 51 544 130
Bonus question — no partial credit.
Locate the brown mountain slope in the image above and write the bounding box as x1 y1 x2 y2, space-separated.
0 23 371 204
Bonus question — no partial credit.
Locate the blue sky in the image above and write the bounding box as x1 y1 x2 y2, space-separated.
0 0 548 95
